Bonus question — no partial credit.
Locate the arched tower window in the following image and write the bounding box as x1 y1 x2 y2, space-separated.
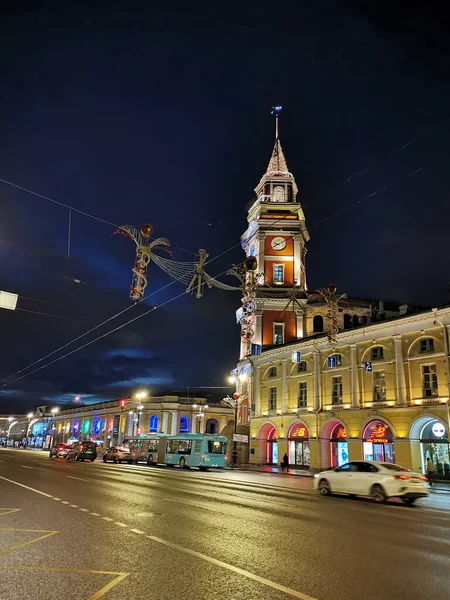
313 315 324 333
273 186 285 202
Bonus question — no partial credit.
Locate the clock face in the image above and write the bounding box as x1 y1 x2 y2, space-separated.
271 236 286 251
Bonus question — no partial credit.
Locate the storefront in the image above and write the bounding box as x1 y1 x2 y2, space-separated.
420 419 449 480
363 420 395 463
330 424 349 467
266 427 278 465
288 422 310 468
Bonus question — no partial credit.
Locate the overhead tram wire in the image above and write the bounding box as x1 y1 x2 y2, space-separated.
1 152 448 387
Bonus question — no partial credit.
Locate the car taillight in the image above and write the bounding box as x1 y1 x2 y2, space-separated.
394 475 411 480
58 447 63 451
418 476 428 481
225 456 228 460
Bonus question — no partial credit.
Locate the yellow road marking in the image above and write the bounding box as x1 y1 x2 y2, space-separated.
0 508 21 517
0 528 59 556
0 565 129 600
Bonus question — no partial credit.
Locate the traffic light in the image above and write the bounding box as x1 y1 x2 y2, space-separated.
119 398 127 409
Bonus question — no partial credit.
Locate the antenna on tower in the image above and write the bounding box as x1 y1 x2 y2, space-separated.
271 105 283 139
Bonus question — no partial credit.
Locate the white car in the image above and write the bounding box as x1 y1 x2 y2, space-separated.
314 460 429 505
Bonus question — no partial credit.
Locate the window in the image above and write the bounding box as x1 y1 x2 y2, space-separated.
356 462 379 473
269 387 277 410
208 441 227 454
343 314 352 329
338 463 358 472
273 186 285 202
297 361 307 373
352 315 359 327
298 382 307 408
149 415 158 433
420 338 434 353
269 366 277 377
273 265 284 283
371 346 384 361
373 371 386 402
179 416 189 433
330 354 342 366
273 323 284 345
332 376 343 405
313 315 324 333
423 364 438 397
205 418 218 434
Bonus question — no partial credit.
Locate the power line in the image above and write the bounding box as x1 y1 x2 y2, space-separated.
15 307 82 323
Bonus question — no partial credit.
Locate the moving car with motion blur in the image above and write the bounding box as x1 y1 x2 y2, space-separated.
314 460 429 505
66 441 97 462
102 446 134 464
49 443 72 458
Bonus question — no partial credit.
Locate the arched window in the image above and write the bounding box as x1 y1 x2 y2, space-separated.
297 361 307 373
371 346 384 361
313 315 324 333
273 186 285 202
179 416 189 433
269 366 277 377
361 316 368 326
420 338 434 353
352 315 359 327
205 418 218 434
329 353 342 366
149 415 158 433
343 314 352 329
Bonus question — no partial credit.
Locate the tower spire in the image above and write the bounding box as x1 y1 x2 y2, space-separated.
271 105 282 139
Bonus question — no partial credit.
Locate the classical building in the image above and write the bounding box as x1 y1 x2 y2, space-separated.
232 129 450 478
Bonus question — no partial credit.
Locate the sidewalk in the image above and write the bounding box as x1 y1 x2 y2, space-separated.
236 464 314 477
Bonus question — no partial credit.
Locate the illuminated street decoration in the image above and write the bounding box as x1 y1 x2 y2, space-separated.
312 284 347 346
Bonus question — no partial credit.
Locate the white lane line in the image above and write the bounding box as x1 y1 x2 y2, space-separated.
21 465 33 469
101 517 113 522
79 508 89 512
61 501 70 505
0 475 53 498
67 475 87 482
114 522 127 527
130 528 145 534
70 504 79 508
0 459 4 462
146 535 318 600
90 512 100 516
52 498 61 501
163 497 226 514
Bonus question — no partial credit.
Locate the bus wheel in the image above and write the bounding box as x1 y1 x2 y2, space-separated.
179 457 186 469
199 467 208 472
147 455 154 466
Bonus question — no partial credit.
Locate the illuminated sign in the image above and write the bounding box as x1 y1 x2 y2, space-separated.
364 421 393 444
72 421 80 434
290 425 308 438
432 422 446 438
107 418 113 433
332 427 348 440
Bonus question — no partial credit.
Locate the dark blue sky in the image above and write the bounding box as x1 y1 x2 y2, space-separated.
1 1 450 411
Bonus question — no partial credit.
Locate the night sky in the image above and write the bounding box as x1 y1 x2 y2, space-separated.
1 1 450 412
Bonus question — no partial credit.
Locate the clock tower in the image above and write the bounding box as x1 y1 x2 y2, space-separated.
239 133 310 356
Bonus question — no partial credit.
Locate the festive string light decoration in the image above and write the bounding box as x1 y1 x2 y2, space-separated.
312 284 347 346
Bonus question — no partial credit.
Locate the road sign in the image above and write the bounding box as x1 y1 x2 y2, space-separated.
364 361 372 373
233 434 248 444
251 343 262 356
292 351 301 363
328 356 336 368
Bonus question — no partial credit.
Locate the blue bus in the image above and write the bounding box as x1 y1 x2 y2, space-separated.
123 434 162 465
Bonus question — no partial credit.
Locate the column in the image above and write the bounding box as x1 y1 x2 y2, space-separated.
170 411 178 435
199 415 205 434
191 415 197 433
257 233 265 279
254 366 261 414
162 412 169 434
293 234 302 284
295 309 304 339
103 425 109 448
281 360 287 413
351 344 360 408
313 351 321 410
394 336 407 406
219 415 227 432
254 310 263 346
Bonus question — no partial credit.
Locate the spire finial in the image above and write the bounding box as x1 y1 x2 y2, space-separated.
271 106 282 139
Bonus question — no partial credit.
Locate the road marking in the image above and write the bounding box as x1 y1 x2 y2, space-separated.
163 497 227 514
146 534 318 600
52 498 61 501
79 508 89 512
101 517 113 522
130 528 145 534
0 528 59 556
67 475 87 481
21 465 33 469
61 501 70 505
0 508 21 516
90 512 100 516
114 522 127 527
0 476 53 498
70 504 79 508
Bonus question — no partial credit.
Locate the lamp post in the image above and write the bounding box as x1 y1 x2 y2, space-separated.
192 403 208 433
135 391 148 434
222 393 240 468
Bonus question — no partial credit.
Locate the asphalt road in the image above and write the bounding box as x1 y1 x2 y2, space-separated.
0 449 449 600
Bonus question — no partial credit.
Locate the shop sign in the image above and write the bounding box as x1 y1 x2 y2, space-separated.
432 422 446 438
364 421 392 444
233 434 249 443
332 427 348 439
290 425 307 438
107 418 114 433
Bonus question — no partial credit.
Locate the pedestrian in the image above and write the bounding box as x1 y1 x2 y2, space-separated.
281 453 289 472
426 457 434 486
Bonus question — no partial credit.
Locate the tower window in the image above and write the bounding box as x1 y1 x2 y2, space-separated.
273 265 284 283
313 315 324 333
273 186 285 202
273 323 284 345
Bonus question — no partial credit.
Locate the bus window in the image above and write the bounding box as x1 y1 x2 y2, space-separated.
194 441 202 453
166 439 178 454
178 440 192 455
208 441 227 454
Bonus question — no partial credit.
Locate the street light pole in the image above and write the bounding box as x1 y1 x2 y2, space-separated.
222 393 240 468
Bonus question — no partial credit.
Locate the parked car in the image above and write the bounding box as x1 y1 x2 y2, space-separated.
314 460 429 505
50 443 71 458
103 446 134 464
66 441 98 462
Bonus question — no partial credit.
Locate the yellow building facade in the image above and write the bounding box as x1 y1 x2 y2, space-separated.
248 307 450 478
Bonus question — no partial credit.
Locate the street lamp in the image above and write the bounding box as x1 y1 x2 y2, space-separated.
192 403 208 433
222 393 240 468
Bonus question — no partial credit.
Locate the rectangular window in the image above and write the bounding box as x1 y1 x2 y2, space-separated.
298 361 307 373
273 265 284 283
273 323 284 345
420 338 434 353
269 366 277 377
242 405 248 424
332 376 343 405
423 364 438 397
269 387 277 411
371 347 384 360
373 371 386 402
298 382 307 408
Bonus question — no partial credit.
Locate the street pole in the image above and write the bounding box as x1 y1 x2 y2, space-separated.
232 403 238 469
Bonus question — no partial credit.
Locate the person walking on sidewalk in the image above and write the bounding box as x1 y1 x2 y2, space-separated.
426 457 435 486
281 453 289 472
